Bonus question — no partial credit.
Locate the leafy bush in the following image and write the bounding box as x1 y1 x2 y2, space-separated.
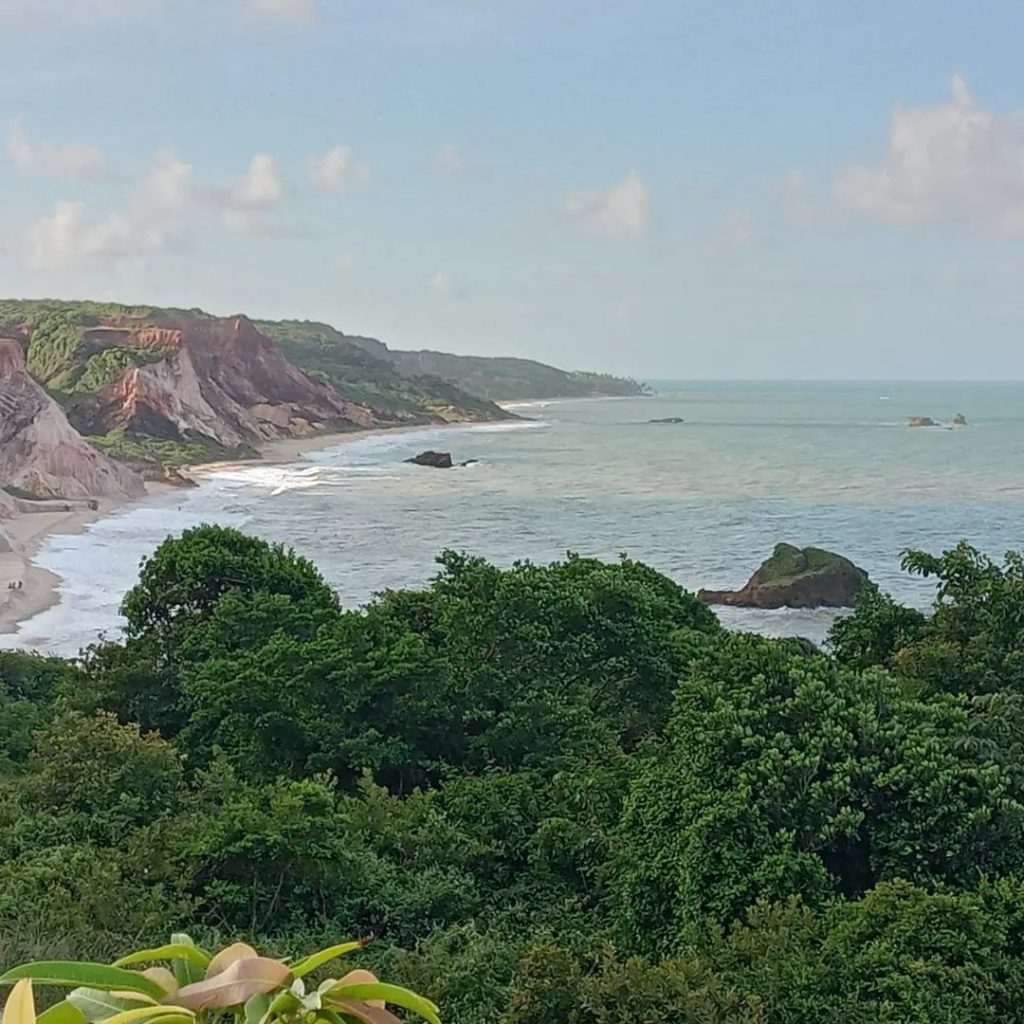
8 534 1024 1020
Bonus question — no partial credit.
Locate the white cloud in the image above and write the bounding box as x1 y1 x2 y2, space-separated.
24 149 287 270
309 145 370 194
247 0 316 24
7 118 108 180
231 153 284 209
141 149 194 210
833 74 1024 236
565 171 650 238
27 201 167 269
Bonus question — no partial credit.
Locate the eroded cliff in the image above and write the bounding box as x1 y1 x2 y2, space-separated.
0 338 144 500
68 315 376 448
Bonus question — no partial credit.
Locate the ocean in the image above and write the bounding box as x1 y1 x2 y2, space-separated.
4 380 1023 656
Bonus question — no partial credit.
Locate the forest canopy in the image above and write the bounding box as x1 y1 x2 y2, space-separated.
3 528 1024 1022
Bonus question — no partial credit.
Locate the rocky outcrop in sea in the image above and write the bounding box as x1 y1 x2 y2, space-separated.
698 543 868 609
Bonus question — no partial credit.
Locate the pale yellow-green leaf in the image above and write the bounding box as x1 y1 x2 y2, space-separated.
100 1006 193 1024
2 979 35 1024
140 971 176 999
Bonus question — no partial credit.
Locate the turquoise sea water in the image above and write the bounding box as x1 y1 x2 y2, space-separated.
4 381 1023 655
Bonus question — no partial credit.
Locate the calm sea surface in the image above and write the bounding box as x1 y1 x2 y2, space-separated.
5 381 1023 655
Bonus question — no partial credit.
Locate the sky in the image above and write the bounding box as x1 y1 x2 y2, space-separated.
2 0 1024 379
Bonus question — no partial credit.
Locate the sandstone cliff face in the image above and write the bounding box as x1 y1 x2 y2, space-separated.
0 338 144 500
71 316 376 447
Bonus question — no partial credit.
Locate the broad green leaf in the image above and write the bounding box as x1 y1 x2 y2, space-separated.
0 968 164 1001
315 1012 346 1024
261 989 300 1023
67 989 155 1021
174 959 290 1011
290 944 364 980
204 945 257 980
113 949 209 972
168 938 203 989
36 1003 86 1024
242 993 270 1024
2 979 35 1024
325 984 439 1024
331 974 379 1005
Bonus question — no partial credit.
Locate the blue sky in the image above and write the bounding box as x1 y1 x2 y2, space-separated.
2 0 1023 379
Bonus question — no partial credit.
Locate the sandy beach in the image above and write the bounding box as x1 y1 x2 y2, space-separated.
0 500 118 635
0 421 474 639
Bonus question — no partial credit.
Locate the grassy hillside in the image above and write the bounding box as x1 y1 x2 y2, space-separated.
347 339 649 400
254 319 507 420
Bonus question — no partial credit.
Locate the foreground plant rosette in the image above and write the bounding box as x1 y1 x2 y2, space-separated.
0 935 440 1024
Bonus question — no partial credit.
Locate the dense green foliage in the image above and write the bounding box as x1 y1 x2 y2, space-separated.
256 320 508 421
86 430 258 468
5 531 1024 1020
0 300 184 386
258 320 646 404
384 348 648 401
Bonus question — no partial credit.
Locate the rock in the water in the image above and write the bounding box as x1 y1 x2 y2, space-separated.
406 450 454 469
649 417 685 424
952 412 967 426
459 458 479 467
908 416 938 427
698 543 869 609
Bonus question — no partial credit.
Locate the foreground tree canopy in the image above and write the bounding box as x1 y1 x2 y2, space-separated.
4 526 1024 1021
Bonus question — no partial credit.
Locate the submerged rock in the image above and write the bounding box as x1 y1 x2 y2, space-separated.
908 416 938 427
406 450 454 469
649 417 685 424
952 412 967 426
698 543 869 609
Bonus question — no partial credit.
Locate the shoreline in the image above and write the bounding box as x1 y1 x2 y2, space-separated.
0 485 178 638
0 417 496 641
